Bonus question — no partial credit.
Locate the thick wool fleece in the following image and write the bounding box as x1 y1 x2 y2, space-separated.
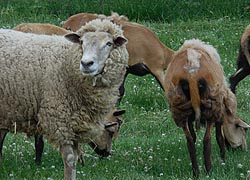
76 19 124 39
0 27 128 147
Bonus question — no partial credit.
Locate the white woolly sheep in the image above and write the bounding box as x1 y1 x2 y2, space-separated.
0 22 125 166
62 12 175 100
230 24 250 93
164 39 250 178
0 19 128 180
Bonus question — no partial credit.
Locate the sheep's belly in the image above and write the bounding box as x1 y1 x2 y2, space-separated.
0 79 40 123
0 118 37 136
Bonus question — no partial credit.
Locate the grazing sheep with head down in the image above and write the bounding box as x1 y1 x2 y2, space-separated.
0 22 125 166
0 19 128 180
164 39 250 178
230 24 250 93
62 12 175 100
221 89 249 150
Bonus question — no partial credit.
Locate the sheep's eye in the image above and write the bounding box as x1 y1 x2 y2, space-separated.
106 42 113 46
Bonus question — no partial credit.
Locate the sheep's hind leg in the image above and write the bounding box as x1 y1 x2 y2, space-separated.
60 143 79 180
188 118 196 143
0 130 7 164
183 121 199 178
203 121 213 175
215 122 225 161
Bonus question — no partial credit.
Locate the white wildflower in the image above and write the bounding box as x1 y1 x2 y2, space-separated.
238 164 243 168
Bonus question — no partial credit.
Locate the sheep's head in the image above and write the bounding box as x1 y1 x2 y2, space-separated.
88 109 125 157
64 19 127 76
221 88 250 150
222 115 250 150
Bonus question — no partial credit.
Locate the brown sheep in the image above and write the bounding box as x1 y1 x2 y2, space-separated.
88 108 125 156
62 12 175 99
13 23 69 35
164 39 250 178
230 24 250 93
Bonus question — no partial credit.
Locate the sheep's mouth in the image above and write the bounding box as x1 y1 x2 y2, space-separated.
88 142 111 157
80 67 104 76
224 137 244 151
81 69 96 76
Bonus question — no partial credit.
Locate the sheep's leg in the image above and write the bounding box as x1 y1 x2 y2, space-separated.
188 118 196 143
229 66 250 93
78 148 85 167
118 71 129 104
60 143 79 180
203 121 213 175
151 71 164 90
0 130 7 164
224 137 232 150
35 134 44 165
215 122 225 161
183 121 199 178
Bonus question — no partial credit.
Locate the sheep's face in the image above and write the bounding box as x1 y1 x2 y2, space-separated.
88 109 125 157
65 31 127 76
222 116 250 150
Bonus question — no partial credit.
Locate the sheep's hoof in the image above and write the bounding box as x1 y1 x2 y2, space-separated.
78 154 85 167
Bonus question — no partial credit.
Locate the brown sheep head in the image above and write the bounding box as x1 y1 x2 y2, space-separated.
222 89 250 150
223 116 250 150
88 109 125 157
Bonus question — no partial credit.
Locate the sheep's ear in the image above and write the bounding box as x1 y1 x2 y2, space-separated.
114 36 127 47
64 33 81 43
113 109 126 117
236 119 250 129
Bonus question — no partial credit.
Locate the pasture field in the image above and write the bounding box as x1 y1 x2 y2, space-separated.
0 1 250 180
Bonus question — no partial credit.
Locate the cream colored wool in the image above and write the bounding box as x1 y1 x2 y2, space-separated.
0 20 128 148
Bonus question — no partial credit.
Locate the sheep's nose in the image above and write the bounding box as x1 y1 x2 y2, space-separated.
81 60 94 68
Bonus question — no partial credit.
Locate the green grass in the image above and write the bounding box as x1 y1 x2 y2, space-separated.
0 0 249 24
0 1 250 180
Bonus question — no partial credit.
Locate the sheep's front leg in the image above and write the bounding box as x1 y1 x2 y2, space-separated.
0 130 8 164
229 66 250 93
215 122 225 161
203 121 213 175
35 134 44 165
183 121 199 178
60 143 79 180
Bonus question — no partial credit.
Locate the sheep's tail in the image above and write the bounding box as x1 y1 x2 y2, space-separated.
189 78 201 130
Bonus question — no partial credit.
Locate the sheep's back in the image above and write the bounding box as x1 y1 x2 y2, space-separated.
165 48 226 93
